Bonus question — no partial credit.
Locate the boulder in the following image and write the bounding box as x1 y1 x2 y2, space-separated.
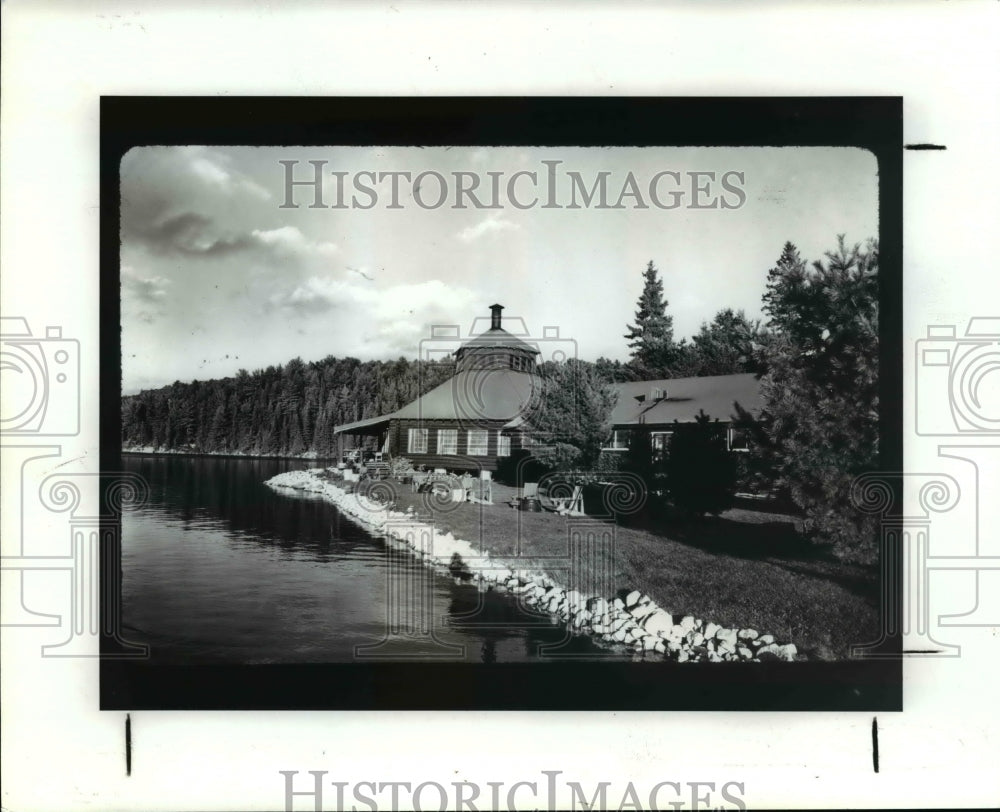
642 610 673 637
677 650 690 663
737 646 753 660
757 634 775 645
779 644 798 662
689 632 705 647
756 643 782 661
715 628 739 648
679 615 697 632
630 603 658 623
625 590 642 608
738 628 759 641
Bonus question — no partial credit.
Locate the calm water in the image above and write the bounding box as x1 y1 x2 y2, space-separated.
121 455 621 663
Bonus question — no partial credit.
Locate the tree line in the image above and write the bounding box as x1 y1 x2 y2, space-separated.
121 357 456 457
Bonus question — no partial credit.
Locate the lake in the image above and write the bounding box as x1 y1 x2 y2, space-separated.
120 454 624 663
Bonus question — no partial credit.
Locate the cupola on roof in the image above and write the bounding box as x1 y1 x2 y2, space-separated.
454 304 540 372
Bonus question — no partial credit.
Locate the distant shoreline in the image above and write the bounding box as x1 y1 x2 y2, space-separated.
121 447 339 462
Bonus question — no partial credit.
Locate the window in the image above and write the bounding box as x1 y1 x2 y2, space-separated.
497 432 511 457
603 429 629 450
650 431 673 461
407 428 428 454
438 429 458 455
467 430 489 456
727 427 750 452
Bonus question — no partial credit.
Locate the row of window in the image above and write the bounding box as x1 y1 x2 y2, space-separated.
600 428 750 452
461 353 536 371
407 428 512 457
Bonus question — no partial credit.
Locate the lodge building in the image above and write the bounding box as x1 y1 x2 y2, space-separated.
333 304 763 471
333 304 542 471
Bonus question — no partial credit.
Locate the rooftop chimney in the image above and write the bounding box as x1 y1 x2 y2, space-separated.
489 303 504 330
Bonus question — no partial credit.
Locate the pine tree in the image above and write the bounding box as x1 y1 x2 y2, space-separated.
755 236 880 563
624 261 675 378
531 359 618 471
688 308 763 376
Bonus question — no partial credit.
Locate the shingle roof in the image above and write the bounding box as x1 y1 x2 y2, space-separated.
334 370 761 434
456 327 540 356
393 368 541 422
610 373 763 427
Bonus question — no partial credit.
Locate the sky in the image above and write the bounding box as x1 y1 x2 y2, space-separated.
120 145 878 394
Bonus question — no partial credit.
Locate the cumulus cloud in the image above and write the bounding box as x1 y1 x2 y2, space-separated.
250 226 339 259
121 265 172 323
178 146 271 200
266 277 478 356
456 213 520 243
121 147 276 257
129 211 255 257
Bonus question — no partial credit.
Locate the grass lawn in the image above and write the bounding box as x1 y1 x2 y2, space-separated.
330 473 879 660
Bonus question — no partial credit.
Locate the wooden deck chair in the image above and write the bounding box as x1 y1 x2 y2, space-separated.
563 485 585 516
522 482 539 499
538 484 585 516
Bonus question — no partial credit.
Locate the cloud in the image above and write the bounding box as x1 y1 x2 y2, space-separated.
121 147 277 257
266 277 478 356
250 226 339 259
121 265 172 323
130 211 255 257
179 147 271 200
456 213 520 243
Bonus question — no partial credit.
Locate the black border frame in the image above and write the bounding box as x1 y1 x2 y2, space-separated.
100 97 902 710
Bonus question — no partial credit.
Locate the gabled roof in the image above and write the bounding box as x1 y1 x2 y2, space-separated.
394 368 541 422
455 327 540 356
333 368 541 433
610 372 763 427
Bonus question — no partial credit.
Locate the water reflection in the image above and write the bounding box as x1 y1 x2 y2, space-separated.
121 455 626 664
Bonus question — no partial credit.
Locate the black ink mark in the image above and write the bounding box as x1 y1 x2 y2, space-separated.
904 144 947 150
125 714 132 776
871 716 879 773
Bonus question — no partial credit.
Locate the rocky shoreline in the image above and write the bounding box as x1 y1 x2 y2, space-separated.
266 468 801 663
